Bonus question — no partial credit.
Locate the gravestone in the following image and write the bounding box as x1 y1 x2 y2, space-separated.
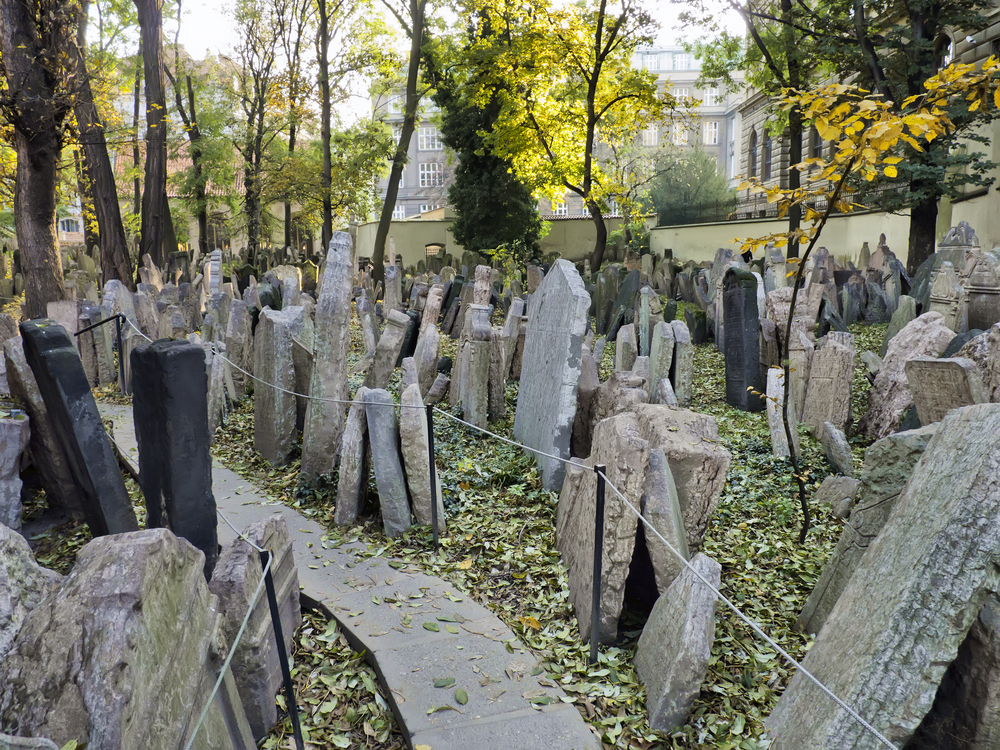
364 389 411 538
638 287 653 356
334 387 369 525
965 254 1000 331
224 300 253 398
647 321 674 401
905 356 987 425
253 307 307 466
0 523 62 660
722 268 764 412
615 323 638 371
670 321 694 408
880 294 917 357
801 332 855 432
770 406 1000 748
636 553 720 733
364 309 408 390
19 321 138 536
813 474 861 519
513 260 590 490
766 368 798 458
0 415 29 530
928 261 967 332
414 325 440 396
642 448 690 594
355 294 379 355
421 283 445 335
399 384 446 529
131 340 217 577
816 421 854 477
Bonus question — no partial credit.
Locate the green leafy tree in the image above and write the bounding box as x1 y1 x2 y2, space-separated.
650 148 736 226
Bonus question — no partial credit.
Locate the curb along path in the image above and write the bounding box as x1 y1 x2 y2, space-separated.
98 403 601 750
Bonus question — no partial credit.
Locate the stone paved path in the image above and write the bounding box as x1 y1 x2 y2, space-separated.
98 403 600 750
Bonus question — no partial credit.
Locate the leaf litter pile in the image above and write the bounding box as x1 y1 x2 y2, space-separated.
210 306 888 750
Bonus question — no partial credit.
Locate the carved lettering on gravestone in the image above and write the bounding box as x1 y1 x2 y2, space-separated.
904 356 987 425
801 332 855 432
929 261 967 332
722 269 763 412
965 255 1000 331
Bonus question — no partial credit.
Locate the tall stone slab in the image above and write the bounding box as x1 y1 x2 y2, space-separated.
364 389 411 538
555 413 649 644
636 553 720 732
615 323 638 371
801 331 855 432
966 254 1000 331
670 321 694 408
0 415 28 531
860 312 955 440
414 325 440 396
905 356 988 425
766 368 799 458
928 261 967 332
642 448 690 594
19 321 137 536
384 265 402 315
334 387 369 526
880 294 917 357
364 309 408 390
224 299 253 398
399 384 446 529
513 259 590 490
722 268 764 412
253 307 306 466
131 340 217 577
796 424 937 635
647 321 675 402
768 405 1000 748
300 232 354 480
420 283 445 335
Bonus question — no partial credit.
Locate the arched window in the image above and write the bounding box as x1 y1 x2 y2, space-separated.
748 129 758 177
763 131 773 181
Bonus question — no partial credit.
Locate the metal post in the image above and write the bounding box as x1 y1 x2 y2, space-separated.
426 404 439 551
258 550 304 750
590 464 607 666
114 314 127 394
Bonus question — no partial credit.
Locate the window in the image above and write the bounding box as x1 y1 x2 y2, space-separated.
673 125 689 146
703 87 719 106
419 162 444 187
607 199 620 216
703 121 719 145
810 126 823 160
641 123 659 147
749 129 758 177
552 199 568 215
60 218 80 233
392 205 406 220
674 53 691 70
420 204 441 213
674 87 690 100
397 170 404 189
762 131 773 181
417 127 443 151
386 94 402 114
643 52 660 70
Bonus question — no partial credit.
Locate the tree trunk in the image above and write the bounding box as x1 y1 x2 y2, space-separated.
587 198 608 270
318 0 332 253
76 0 135 288
73 149 100 253
907 189 938 275
0 0 69 318
135 0 170 268
371 0 426 286
782 0 802 258
132 47 142 253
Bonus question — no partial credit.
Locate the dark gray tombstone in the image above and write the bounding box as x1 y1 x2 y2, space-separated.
864 281 890 324
131 339 217 577
722 269 764 412
909 253 939 314
19 320 138 536
684 306 709 345
396 309 421 366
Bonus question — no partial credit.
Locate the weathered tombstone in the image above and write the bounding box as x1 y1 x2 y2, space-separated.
384 265 403 315
0 529 254 750
801 332 855 432
647 321 674 401
355 294 379 355
208 515 300 740
224 299 253 398
860 312 955 440
880 294 917 357
513 260 590 490
816 421 854 477
615 323 638 371
364 309 408 390
769 406 1000 748
0 523 62 660
670 321 694 408
414 325 440 396
0 415 29 531
131 340 217 577
642 448 690 594
965 254 1000 331
253 307 307 466
364 389 411 538
637 287 654 356
487 329 510 420
813 474 862 519
399 384 446 529
19 321 138 536
766 368 797 458
334 387 370 526
928 261 967 332
526 264 544 293
635 553 720 733
723 268 764 412
905 356 988 425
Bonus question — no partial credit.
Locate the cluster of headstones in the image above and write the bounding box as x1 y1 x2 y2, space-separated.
0 317 302 748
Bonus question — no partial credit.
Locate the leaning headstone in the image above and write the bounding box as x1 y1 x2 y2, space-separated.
334 387 370 526
801 332 855 432
636 553 720 733
0 523 62 660
253 307 307 466
815 421 854 477
364 309 408 390
0 529 254 750
905 356 988 425
399 384 446 529
880 294 917 357
300 233 354 480
766 368 798 458
355 294 379 355
670 321 694 408
722 268 763 412
209 516 300 740
364 389 411 538
769 406 1000 748
859 312 956 440
19 321 138 536
513 260 590 490
131 339 217 577
615 323 638 371
642 448 690 594
813 474 862 520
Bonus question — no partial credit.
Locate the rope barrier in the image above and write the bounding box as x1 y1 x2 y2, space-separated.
183 550 273 750
216 508 266 554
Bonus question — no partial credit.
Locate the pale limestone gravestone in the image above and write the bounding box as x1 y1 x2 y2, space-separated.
766 368 798 458
647 321 674 401
816 421 854 477
224 300 253 399
801 332 855 432
488 329 510 420
364 388 411 538
384 265 402 315
513 260 590 490
860 312 956 440
473 265 492 306
364 309 408 390
615 323 638 371
905 356 987 425
638 287 653 356
670 321 694 408
413 325 440 396
355 293 379 355
420 283 445 335
796 424 937 635
769 406 1000 748
208 248 222 295
928 261 967 332
642 449 690 594
399 384 446 529
555 413 648 644
636 553 720 733
0 415 29 531
334 387 369 525
253 307 307 466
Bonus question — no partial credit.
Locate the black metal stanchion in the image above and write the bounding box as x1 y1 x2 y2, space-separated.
590 464 607 666
258 550 304 750
114 314 127 394
426 404 439 551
